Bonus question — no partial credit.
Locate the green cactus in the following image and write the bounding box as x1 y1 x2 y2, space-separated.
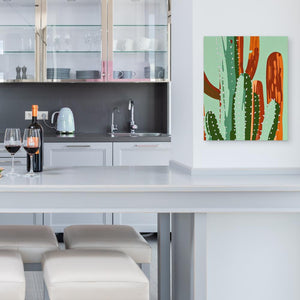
251 93 260 140
205 111 224 141
260 100 281 140
217 37 239 139
233 73 252 140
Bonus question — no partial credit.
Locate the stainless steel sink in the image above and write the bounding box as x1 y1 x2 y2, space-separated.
108 132 164 137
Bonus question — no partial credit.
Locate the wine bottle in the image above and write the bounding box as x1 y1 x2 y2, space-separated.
27 105 44 172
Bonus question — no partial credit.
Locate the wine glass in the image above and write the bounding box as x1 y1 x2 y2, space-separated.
4 128 22 176
23 129 40 178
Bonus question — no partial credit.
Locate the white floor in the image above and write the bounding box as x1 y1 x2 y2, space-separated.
25 234 158 300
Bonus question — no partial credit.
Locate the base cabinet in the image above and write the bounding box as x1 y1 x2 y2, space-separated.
113 142 171 232
44 143 113 232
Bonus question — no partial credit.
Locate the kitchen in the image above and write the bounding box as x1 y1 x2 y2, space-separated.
0 0 299 300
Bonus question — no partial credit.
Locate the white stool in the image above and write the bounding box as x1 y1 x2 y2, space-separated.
0 225 58 266
42 249 149 300
0 250 25 300
0 225 59 299
64 225 151 277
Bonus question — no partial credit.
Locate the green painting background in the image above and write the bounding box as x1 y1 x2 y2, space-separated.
204 36 288 140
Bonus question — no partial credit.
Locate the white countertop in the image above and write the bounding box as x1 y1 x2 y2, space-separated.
0 166 299 213
1 166 300 192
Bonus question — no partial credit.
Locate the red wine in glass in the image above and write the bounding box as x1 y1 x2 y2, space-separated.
5 145 21 155
23 147 39 155
4 128 21 176
23 129 40 178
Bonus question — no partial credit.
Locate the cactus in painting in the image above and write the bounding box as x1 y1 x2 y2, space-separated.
204 36 284 141
205 111 224 141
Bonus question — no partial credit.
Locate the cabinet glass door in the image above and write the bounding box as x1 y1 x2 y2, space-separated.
110 0 169 82
0 0 37 82
45 0 104 82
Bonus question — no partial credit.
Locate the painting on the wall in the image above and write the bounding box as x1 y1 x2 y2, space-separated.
204 36 288 141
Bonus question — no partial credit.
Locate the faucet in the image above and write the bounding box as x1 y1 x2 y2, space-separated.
111 106 120 135
128 99 138 134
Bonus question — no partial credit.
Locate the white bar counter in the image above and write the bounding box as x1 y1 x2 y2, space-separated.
1 166 300 300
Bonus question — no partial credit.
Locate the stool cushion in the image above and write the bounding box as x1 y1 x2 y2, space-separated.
0 225 58 263
64 225 151 263
0 250 25 300
42 249 149 300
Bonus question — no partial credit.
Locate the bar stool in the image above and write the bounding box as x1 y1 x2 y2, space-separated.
0 250 25 300
64 225 151 278
42 249 149 300
0 225 59 299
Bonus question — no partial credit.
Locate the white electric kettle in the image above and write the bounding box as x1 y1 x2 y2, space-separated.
51 107 75 134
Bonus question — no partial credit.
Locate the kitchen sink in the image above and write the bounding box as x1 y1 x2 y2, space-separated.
108 132 165 137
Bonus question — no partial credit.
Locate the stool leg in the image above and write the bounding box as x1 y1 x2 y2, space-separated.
141 263 150 280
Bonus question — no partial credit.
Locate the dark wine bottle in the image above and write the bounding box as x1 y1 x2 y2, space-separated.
27 105 44 172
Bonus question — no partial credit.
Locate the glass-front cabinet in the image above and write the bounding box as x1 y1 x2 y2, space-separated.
0 0 38 82
0 0 170 83
44 0 104 81
110 0 169 81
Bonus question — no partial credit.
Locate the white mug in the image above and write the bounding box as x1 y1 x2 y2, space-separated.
137 37 151 51
124 39 134 51
149 39 159 51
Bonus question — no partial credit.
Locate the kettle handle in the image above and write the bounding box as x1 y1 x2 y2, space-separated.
51 111 59 124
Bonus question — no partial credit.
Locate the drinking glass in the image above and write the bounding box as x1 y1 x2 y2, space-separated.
23 129 40 178
4 128 22 176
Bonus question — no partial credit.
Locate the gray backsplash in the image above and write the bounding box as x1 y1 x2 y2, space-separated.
0 83 168 135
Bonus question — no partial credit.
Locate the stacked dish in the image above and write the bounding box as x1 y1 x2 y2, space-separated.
76 70 101 80
47 68 71 80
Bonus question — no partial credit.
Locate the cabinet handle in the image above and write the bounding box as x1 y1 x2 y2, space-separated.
134 144 160 148
65 145 91 148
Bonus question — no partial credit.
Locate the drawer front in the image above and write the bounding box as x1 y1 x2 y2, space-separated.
0 157 26 167
113 142 171 166
44 143 113 167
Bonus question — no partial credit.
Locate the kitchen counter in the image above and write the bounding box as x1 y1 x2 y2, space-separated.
1 166 300 300
44 132 171 143
0 166 300 206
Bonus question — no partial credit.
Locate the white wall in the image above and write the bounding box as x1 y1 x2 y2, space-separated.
172 0 300 169
172 0 300 299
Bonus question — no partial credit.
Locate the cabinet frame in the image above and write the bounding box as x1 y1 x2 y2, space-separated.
3 0 171 83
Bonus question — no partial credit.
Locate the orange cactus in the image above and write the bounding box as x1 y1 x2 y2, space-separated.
252 80 265 140
266 52 284 140
245 36 260 80
204 72 220 100
236 36 244 75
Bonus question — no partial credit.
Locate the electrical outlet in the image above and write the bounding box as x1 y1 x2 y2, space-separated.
25 111 48 120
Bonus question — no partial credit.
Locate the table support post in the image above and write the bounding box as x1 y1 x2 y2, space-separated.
172 213 207 300
158 213 171 300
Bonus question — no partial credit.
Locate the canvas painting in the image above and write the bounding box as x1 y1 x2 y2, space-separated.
204 36 288 141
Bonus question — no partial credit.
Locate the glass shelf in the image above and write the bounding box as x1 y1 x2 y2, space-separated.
113 25 167 27
48 25 102 27
3 51 35 54
47 51 101 53
113 51 167 53
0 25 35 27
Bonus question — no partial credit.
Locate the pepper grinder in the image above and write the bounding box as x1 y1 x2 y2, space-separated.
16 66 21 80
22 66 27 80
